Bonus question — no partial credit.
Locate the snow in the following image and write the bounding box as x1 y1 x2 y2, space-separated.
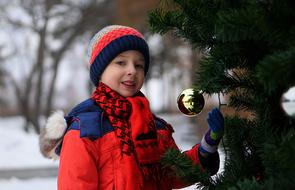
0 117 58 169
0 114 223 190
0 177 56 190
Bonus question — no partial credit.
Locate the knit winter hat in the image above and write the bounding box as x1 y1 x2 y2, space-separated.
88 25 150 86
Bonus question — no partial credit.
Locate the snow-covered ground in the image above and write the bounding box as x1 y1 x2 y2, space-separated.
0 117 58 169
0 177 56 190
0 114 223 190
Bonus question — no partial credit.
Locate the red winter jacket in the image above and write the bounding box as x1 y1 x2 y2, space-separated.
57 99 219 190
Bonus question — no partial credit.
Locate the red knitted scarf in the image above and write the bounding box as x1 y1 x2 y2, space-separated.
91 82 161 167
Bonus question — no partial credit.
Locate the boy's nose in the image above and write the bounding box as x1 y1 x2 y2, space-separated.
126 63 136 75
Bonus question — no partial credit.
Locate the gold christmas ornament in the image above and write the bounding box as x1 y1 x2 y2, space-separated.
177 88 205 116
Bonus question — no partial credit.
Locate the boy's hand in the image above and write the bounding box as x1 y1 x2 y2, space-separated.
200 108 224 156
207 108 224 140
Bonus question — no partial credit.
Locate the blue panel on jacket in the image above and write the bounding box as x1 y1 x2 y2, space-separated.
78 112 113 138
65 98 114 139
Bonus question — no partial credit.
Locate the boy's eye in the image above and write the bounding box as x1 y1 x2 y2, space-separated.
115 61 125 65
135 64 144 69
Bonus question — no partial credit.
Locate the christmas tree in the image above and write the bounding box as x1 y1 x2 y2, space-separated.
149 0 295 189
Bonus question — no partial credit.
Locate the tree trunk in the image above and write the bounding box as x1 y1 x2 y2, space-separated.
45 25 83 117
33 19 48 134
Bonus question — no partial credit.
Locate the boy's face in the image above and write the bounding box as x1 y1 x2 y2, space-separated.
100 50 145 97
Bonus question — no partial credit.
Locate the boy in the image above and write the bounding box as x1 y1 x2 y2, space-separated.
40 25 224 190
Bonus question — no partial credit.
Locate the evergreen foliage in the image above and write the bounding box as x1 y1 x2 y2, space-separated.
150 0 295 189
161 148 213 189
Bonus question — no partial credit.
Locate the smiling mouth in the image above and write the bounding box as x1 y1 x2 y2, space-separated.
122 81 136 88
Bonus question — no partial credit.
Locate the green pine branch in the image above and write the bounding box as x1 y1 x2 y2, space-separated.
256 47 295 95
161 148 214 188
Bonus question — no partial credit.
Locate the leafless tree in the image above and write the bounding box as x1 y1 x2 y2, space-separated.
0 0 115 133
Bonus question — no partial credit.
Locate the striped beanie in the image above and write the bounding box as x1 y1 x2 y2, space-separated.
88 25 150 86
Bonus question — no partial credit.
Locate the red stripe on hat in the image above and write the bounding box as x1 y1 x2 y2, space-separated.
90 28 144 64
